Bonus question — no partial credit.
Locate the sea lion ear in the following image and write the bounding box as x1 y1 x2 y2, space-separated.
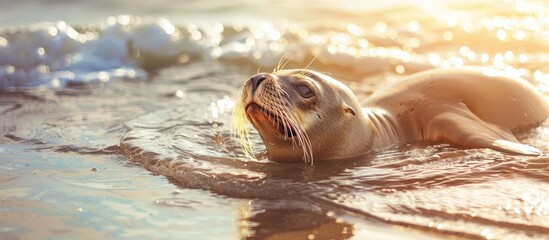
343 103 356 116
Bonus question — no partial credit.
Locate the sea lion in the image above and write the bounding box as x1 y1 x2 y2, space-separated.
233 68 549 163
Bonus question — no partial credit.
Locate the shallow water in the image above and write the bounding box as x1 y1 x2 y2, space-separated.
2 0 549 239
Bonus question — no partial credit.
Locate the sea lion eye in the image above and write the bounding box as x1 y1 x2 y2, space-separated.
296 84 314 98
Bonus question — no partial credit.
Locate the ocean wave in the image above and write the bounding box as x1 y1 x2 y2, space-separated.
2 3 548 90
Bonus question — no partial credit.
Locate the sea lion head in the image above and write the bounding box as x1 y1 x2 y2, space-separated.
233 69 370 163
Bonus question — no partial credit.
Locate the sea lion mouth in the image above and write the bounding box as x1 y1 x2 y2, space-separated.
246 103 297 138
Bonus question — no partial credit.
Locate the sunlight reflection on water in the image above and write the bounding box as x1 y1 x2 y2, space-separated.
1 0 549 239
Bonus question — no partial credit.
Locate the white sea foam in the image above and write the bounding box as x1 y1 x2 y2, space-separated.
0 16 198 89
2 6 548 90
0 15 439 90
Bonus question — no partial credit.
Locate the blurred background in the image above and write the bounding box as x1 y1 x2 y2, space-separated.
1 0 549 239
0 0 453 27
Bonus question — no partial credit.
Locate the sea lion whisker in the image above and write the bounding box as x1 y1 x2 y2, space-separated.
274 53 293 73
303 54 318 70
280 110 296 145
278 101 313 163
286 115 299 147
271 106 281 132
234 71 315 163
232 91 255 159
278 88 291 100
276 108 290 141
278 55 293 72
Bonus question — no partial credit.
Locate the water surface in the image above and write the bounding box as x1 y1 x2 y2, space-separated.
1 0 549 239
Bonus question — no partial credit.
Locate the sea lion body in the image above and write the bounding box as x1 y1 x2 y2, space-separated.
363 68 549 154
234 68 549 163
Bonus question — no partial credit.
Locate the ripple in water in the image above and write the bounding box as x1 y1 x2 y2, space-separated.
3 1 549 239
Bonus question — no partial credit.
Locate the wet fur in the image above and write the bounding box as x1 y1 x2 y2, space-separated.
234 67 549 163
232 71 313 163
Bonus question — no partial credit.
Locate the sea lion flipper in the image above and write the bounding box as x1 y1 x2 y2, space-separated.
491 139 541 156
426 107 541 156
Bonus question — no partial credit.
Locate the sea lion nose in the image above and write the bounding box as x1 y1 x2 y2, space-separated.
250 74 267 91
